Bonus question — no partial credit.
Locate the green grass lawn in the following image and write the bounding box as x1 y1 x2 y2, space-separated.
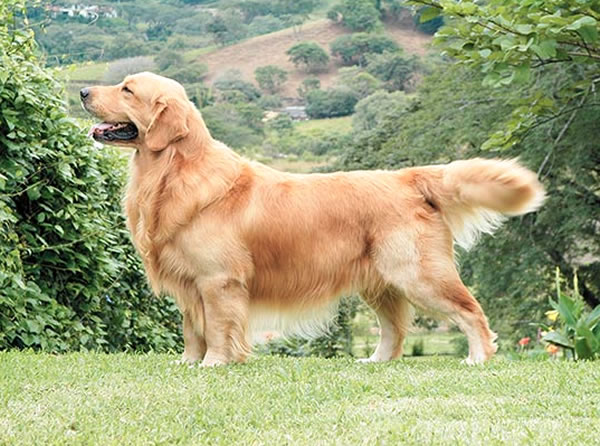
1 353 598 445
295 116 353 136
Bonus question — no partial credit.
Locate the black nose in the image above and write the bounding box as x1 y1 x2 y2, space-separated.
80 88 90 100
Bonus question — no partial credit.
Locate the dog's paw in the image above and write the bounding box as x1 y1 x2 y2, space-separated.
461 356 485 366
356 356 381 363
199 357 227 367
172 355 199 366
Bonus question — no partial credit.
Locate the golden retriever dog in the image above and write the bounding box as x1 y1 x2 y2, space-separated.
81 72 545 366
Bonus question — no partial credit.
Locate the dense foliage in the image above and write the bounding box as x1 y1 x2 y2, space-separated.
287 41 331 73
254 65 288 93
330 32 399 66
0 1 181 352
306 88 359 118
328 0 382 32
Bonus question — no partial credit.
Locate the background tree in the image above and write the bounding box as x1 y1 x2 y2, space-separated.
330 32 399 66
337 67 383 99
352 90 410 131
286 41 330 73
305 88 359 118
254 65 288 93
365 50 417 91
328 0 382 32
297 77 321 99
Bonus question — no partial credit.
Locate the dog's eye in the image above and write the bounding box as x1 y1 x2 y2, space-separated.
122 86 134 95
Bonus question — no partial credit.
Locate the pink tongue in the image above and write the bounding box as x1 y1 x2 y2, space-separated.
88 122 114 137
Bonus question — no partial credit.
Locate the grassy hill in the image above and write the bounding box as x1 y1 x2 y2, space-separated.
60 17 430 101
2 352 599 445
197 18 430 98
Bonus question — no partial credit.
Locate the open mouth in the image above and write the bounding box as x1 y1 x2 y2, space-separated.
88 122 138 142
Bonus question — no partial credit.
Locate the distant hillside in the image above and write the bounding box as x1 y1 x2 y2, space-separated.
198 18 431 98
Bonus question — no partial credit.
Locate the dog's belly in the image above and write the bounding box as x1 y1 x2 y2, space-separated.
245 219 373 308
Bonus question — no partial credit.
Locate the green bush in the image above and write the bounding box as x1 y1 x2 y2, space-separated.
163 62 208 84
287 42 330 73
201 103 264 148
0 1 181 352
255 65 288 93
352 90 409 131
330 33 398 66
297 77 321 98
305 88 358 118
337 67 383 100
327 0 382 32
365 50 417 91
214 70 262 102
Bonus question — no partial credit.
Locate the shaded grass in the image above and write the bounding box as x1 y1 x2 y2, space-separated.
1 353 598 445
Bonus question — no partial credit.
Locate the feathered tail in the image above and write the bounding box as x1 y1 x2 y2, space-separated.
415 158 546 249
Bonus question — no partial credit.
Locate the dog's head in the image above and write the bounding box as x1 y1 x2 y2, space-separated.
81 72 190 151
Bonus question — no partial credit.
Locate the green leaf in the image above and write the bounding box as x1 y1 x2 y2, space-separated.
574 337 593 360
578 25 598 44
543 331 573 349
513 63 531 83
565 16 597 31
531 39 557 59
584 305 600 329
420 7 441 24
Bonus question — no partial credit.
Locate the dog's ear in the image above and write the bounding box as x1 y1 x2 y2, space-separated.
145 96 189 151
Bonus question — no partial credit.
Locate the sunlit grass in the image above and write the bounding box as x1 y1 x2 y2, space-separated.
1 352 598 445
295 116 353 136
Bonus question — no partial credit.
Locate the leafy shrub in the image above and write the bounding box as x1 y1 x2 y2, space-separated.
155 50 184 71
337 67 382 100
103 56 156 84
214 70 262 102
297 77 321 99
330 33 398 66
327 0 382 32
247 15 285 36
201 103 264 148
257 94 283 110
305 88 358 118
255 65 288 93
0 1 181 352
365 51 417 91
266 114 294 133
541 270 600 360
287 42 330 73
146 22 172 41
186 83 215 108
207 11 248 45
352 90 409 131
411 338 425 356
163 62 208 84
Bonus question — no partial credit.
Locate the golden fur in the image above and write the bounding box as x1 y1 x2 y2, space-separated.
82 72 545 366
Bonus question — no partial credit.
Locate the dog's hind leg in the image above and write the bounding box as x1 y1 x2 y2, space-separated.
358 287 414 363
375 231 497 365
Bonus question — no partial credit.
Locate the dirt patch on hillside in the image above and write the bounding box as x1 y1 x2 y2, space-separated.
197 19 431 99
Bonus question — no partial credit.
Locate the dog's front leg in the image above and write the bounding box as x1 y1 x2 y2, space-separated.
178 310 206 365
198 277 251 367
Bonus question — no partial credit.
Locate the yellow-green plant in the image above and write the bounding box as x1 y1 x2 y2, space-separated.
541 270 600 360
